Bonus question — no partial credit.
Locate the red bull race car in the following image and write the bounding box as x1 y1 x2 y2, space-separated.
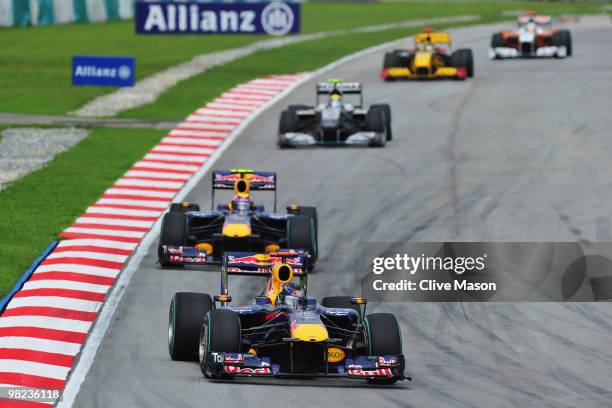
157 169 318 268
168 252 407 383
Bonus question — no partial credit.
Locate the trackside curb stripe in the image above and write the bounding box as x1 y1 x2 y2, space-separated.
0 75 304 407
0 242 58 314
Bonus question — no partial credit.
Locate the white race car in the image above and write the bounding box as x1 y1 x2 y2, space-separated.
489 14 572 59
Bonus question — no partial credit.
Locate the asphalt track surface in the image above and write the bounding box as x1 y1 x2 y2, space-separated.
73 17 612 408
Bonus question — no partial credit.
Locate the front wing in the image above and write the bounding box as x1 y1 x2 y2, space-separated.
380 66 467 81
204 352 406 381
489 45 567 59
279 131 385 147
159 245 211 266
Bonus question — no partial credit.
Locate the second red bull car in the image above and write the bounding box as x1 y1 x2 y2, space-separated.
157 169 318 268
168 251 407 383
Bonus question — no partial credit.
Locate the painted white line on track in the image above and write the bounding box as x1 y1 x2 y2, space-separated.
55 239 137 251
22 280 111 294
35 264 120 278
0 337 82 356
46 251 129 263
6 297 102 313
0 316 92 333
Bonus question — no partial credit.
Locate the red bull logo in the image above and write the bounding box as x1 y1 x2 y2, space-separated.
227 254 270 265
227 254 302 267
215 174 240 182
215 173 274 183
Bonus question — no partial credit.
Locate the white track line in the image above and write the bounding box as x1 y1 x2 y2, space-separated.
0 337 81 356
6 297 102 313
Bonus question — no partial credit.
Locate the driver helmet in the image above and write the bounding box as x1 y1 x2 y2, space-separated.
278 284 305 307
329 89 342 102
230 195 253 214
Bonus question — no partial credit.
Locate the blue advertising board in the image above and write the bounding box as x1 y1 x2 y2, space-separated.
72 56 135 87
135 2 300 35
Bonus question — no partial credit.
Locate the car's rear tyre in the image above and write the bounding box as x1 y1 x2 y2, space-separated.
321 296 362 321
553 30 572 56
159 212 188 267
451 48 474 77
287 215 316 267
295 206 318 260
169 292 213 361
365 313 402 384
491 32 505 48
365 107 386 147
371 104 392 141
199 309 241 378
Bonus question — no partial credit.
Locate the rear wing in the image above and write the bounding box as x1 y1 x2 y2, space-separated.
211 169 277 210
316 81 362 95
221 251 308 295
518 15 551 25
316 81 363 107
415 32 451 45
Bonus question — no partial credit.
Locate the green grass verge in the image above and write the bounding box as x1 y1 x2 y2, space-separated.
0 127 166 296
0 2 604 116
121 1 603 120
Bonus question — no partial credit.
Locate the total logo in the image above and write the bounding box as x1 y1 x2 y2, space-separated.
261 2 294 36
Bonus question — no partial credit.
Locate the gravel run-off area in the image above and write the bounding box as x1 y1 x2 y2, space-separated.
0 127 89 190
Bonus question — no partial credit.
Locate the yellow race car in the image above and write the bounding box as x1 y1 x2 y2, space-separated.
380 28 474 81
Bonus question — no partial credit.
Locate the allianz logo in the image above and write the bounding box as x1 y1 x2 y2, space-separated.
74 65 132 79
143 5 258 33
143 3 294 36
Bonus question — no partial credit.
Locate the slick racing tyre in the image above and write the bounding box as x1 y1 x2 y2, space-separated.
295 206 318 261
199 309 241 378
365 107 386 147
158 212 188 267
365 313 402 384
451 48 474 77
491 33 505 48
169 202 200 213
169 292 213 361
322 296 362 321
383 52 400 69
371 104 392 141
553 30 572 57
278 110 298 148
287 215 316 267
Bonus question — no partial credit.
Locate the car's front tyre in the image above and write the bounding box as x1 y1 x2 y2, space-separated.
169 292 213 361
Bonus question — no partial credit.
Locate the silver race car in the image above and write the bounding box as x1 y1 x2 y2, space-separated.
278 80 391 148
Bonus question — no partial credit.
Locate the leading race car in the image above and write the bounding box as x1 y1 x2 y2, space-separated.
381 28 474 81
168 251 407 383
489 13 572 59
278 80 392 147
157 169 318 268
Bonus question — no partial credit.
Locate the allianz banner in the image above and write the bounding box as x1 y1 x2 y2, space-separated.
135 2 300 36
